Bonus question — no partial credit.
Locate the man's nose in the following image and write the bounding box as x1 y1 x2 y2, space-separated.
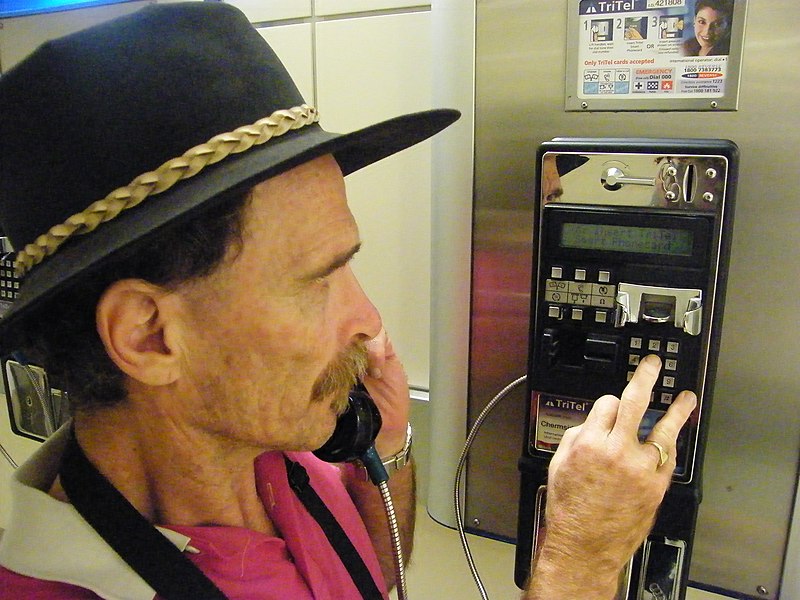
346 265 383 341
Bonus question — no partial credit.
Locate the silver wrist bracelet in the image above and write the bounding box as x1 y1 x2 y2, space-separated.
355 422 413 482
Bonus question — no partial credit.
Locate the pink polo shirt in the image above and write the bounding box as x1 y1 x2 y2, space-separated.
0 442 388 600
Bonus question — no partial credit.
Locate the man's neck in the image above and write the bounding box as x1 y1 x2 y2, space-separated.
50 407 277 537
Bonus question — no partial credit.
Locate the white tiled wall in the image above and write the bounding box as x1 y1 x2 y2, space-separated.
257 24 315 103
225 0 310 22
316 0 428 15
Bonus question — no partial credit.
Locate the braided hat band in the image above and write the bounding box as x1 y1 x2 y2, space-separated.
14 104 320 277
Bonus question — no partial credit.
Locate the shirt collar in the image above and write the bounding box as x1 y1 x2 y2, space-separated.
0 423 193 600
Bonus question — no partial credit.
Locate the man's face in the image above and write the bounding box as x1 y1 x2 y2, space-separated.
541 155 563 204
171 154 382 453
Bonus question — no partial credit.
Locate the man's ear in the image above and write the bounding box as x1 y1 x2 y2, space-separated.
96 279 182 387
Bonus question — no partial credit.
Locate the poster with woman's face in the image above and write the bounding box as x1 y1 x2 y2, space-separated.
571 0 744 110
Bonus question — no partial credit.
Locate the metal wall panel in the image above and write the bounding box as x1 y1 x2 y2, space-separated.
467 2 800 598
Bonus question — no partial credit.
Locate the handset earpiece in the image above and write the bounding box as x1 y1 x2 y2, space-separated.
313 384 382 464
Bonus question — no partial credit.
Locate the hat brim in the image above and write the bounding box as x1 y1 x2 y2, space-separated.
0 108 459 338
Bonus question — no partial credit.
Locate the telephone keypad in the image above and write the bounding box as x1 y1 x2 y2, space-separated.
627 336 687 405
541 264 695 409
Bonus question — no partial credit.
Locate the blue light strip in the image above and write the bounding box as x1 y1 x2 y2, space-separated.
0 0 133 18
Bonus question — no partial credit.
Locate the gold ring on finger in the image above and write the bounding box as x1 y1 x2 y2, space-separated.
644 440 669 469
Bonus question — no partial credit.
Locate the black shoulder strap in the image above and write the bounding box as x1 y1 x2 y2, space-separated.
284 456 384 600
59 429 228 599
59 431 384 600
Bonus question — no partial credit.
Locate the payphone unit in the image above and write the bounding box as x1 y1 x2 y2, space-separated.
515 138 737 600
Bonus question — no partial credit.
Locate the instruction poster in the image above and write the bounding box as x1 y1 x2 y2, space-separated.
571 0 744 107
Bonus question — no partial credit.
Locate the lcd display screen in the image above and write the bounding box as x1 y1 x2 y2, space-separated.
560 222 693 256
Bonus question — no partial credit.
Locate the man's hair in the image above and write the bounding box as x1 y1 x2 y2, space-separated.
14 190 252 414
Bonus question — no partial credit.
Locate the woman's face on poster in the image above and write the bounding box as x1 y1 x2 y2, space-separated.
694 6 728 51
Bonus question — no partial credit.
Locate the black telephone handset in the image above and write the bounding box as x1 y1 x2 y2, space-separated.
313 384 388 484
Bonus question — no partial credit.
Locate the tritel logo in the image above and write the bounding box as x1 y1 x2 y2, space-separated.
544 398 590 412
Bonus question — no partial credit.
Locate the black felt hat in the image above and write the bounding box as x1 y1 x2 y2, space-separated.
555 154 590 176
0 2 459 336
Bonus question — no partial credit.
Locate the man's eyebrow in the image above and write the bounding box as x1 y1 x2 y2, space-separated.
305 242 362 281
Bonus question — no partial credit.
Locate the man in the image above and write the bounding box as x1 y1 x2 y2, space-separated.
0 3 694 599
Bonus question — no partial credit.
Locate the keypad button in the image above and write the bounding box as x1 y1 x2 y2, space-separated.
663 376 675 388
569 293 592 306
595 310 608 324
665 359 678 371
628 354 641 366
571 308 584 321
666 341 680 354
630 337 643 349
551 266 563 279
592 283 615 297
568 281 592 294
660 392 674 405
648 339 662 352
574 268 587 281
590 295 614 308
546 279 569 291
548 305 562 319
627 371 636 382
598 270 611 283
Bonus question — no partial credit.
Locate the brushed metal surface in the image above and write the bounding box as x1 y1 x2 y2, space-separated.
468 1 800 597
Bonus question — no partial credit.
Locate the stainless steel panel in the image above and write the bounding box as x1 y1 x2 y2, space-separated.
468 1 800 597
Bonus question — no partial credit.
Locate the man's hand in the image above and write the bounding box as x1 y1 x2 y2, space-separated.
345 328 415 590
362 328 410 458
526 355 696 599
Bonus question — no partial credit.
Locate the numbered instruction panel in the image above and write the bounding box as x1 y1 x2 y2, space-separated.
565 0 747 111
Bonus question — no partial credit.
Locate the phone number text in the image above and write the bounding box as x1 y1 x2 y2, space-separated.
647 0 685 7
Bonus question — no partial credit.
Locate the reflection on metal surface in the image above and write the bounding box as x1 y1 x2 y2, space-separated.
601 165 656 189
638 538 686 600
541 152 727 211
615 283 703 335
